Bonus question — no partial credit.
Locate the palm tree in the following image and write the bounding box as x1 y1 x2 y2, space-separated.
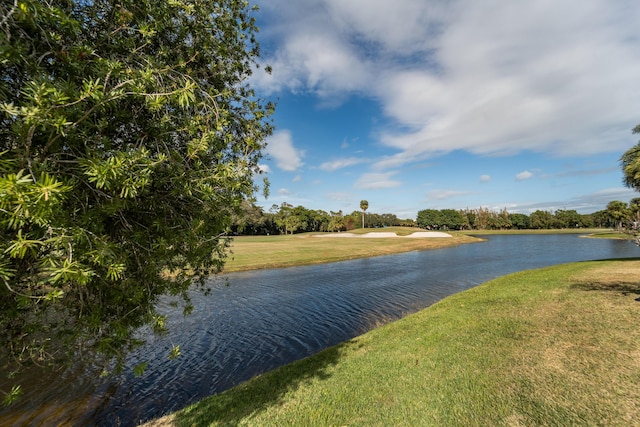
360 200 369 228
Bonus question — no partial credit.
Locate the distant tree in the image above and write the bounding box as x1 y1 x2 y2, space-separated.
509 213 531 229
578 213 595 228
231 201 271 235
328 211 345 232
416 209 442 229
606 201 631 233
554 209 582 228
274 205 307 235
439 209 464 230
380 213 401 227
460 209 477 229
344 215 357 231
490 208 512 230
360 200 369 228
474 207 492 230
630 198 640 224
591 210 610 228
530 210 554 229
458 211 471 230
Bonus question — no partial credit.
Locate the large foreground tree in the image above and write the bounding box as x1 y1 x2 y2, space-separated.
621 124 640 192
0 0 272 402
622 124 640 244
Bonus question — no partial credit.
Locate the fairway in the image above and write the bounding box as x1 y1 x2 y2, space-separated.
223 228 481 272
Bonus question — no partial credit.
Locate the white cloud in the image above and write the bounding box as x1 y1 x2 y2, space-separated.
507 187 637 214
292 175 302 183
354 172 402 189
428 190 471 200
265 130 304 172
278 188 292 196
257 164 271 174
319 157 367 172
516 171 534 181
480 174 491 182
257 0 640 167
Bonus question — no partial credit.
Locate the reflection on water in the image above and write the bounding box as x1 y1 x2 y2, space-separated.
1 234 638 426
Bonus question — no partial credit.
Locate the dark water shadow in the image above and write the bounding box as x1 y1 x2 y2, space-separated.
171 339 356 427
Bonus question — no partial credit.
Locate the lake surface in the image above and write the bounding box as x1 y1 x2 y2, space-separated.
1 234 638 426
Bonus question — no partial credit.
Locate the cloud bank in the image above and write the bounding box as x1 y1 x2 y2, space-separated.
256 0 640 170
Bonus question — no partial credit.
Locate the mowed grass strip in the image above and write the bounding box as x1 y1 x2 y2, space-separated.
223 228 481 272
145 259 640 426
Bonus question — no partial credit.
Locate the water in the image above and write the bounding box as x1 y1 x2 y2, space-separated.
1 234 638 426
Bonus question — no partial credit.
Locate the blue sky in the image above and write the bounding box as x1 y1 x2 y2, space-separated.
249 0 640 219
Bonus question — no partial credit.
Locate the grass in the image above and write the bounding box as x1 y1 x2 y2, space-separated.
144 258 640 426
584 230 636 240
222 227 481 272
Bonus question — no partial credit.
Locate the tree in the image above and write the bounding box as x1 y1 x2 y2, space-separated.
439 209 464 230
621 125 640 192
591 210 610 228
606 201 630 233
416 209 442 229
554 209 582 228
530 210 554 229
0 0 273 398
630 198 640 224
360 200 369 228
509 213 531 229
328 211 345 232
622 124 640 243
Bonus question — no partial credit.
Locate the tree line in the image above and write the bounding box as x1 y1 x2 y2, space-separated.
230 198 640 236
230 201 414 235
416 200 640 231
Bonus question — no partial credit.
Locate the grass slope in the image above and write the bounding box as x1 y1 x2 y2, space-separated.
145 259 640 426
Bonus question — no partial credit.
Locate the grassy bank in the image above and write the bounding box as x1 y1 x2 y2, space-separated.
223 227 481 272
145 259 640 426
584 230 636 240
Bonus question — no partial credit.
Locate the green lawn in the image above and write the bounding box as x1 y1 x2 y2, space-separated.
223 228 481 272
145 259 640 426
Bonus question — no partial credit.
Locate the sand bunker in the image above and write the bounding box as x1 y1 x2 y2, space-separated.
314 231 451 238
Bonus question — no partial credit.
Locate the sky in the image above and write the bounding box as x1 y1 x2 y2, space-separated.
249 0 640 220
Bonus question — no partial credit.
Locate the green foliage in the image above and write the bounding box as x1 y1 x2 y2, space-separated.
508 213 531 229
0 0 272 390
2 385 22 407
621 127 640 192
419 207 596 231
622 125 640 243
606 201 631 232
416 209 442 230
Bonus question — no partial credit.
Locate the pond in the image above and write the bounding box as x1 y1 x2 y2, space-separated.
1 234 638 426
